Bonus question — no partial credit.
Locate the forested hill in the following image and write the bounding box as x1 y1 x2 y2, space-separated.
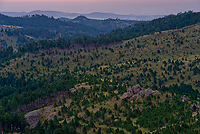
0 14 140 40
0 14 99 37
0 13 100 30
0 11 199 50
87 11 200 45
60 15 139 32
0 11 200 134
18 11 200 52
0 21 200 134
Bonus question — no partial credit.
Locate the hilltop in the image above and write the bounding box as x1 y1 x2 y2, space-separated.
60 15 139 33
0 13 100 40
1 11 199 51
0 14 140 49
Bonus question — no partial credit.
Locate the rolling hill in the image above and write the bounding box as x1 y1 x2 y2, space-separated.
0 13 100 39
0 14 140 49
0 20 200 134
0 11 200 134
60 16 139 33
59 16 139 33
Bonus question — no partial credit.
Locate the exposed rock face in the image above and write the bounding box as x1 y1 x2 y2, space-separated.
181 95 188 102
120 84 154 100
144 88 154 97
25 110 41 129
127 88 134 96
132 84 142 94
70 86 91 93
114 119 119 122
14 86 91 114
120 92 131 100
190 103 198 111
14 91 68 114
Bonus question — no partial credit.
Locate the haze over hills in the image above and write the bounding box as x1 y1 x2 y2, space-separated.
60 15 140 32
1 10 165 20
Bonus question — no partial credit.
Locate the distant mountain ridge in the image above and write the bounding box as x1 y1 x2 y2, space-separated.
1 10 164 20
0 13 140 49
60 15 140 32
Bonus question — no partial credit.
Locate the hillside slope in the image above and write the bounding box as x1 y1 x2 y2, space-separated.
1 11 199 51
0 14 100 43
28 23 200 134
0 14 200 134
0 25 34 50
0 14 140 48
2 23 200 90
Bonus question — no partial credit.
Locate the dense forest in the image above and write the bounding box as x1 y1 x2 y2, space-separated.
0 11 200 133
60 15 139 33
0 14 99 41
0 13 139 43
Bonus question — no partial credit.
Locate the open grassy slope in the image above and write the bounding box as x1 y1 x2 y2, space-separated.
0 25 34 50
0 23 200 134
0 13 141 49
36 86 174 133
1 23 200 90
27 79 198 134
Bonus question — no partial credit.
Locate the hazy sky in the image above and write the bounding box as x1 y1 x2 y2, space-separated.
0 0 199 15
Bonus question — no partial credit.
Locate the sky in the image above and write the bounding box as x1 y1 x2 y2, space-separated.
0 0 199 15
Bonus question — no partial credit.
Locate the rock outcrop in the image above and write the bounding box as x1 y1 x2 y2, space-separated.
132 84 142 94
120 84 154 100
190 103 198 111
70 86 91 93
15 86 91 114
120 92 131 100
144 88 154 97
14 91 68 114
181 95 188 102
25 110 41 129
